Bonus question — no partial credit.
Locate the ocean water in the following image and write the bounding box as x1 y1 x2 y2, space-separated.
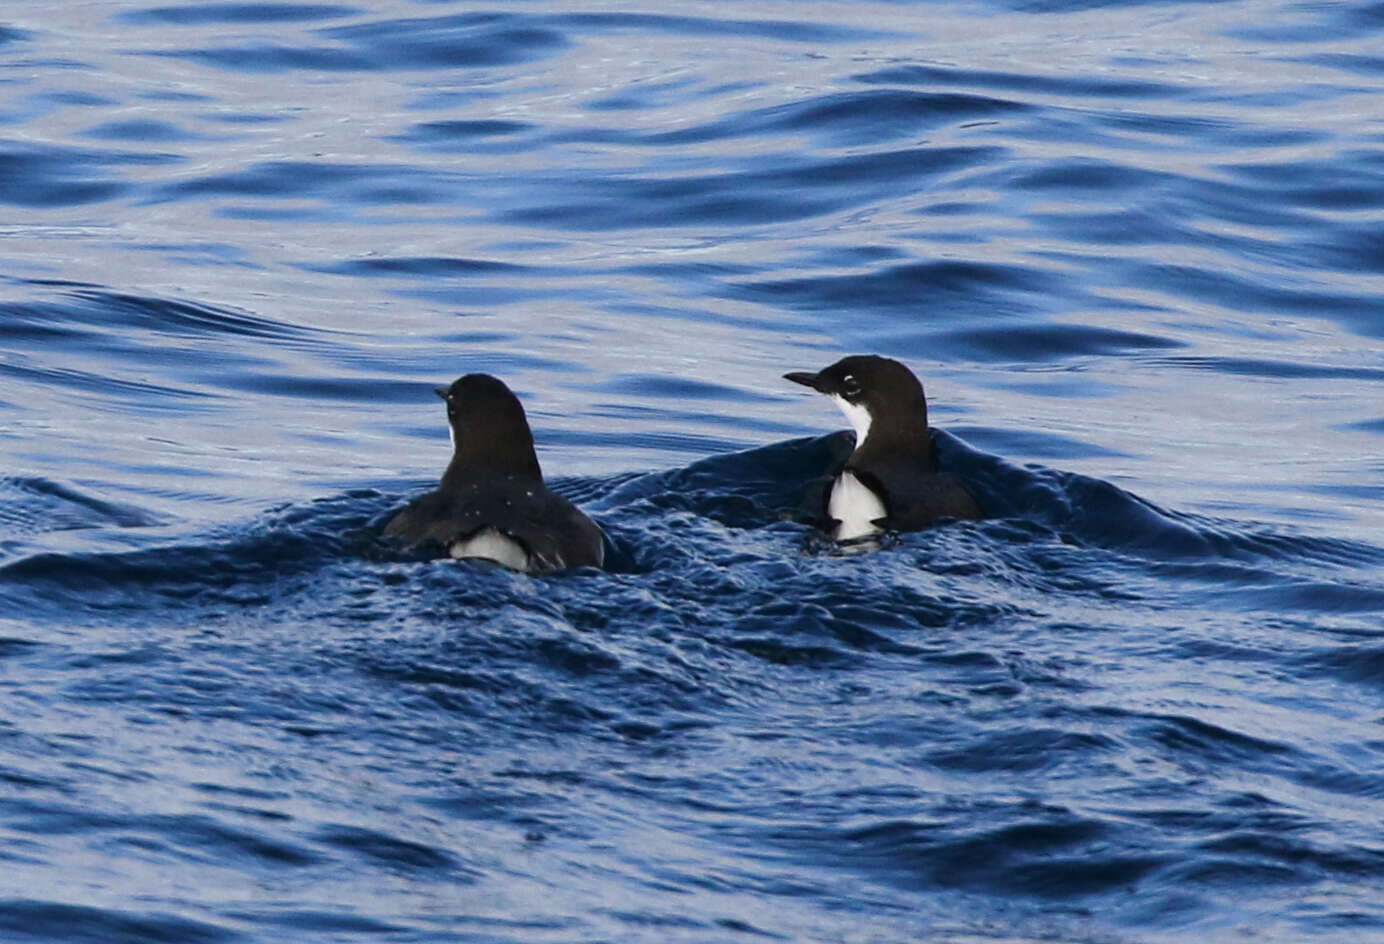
1 1 1383 941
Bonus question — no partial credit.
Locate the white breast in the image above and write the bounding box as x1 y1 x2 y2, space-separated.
449 527 531 571
828 471 886 542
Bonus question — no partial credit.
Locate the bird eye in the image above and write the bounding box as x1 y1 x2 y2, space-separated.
841 374 861 400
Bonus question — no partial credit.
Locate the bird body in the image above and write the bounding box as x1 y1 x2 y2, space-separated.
784 355 981 540
385 374 604 573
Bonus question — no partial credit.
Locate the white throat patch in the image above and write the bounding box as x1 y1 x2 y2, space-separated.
829 394 872 448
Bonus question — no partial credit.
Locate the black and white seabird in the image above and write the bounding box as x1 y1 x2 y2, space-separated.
784 355 981 541
384 374 604 573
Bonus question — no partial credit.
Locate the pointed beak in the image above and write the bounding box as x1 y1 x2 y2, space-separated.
433 386 450 400
783 371 826 392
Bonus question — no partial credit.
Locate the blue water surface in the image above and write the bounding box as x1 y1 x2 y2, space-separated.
1 2 1383 942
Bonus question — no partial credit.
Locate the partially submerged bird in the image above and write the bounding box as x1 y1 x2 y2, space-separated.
784 355 981 541
384 374 604 573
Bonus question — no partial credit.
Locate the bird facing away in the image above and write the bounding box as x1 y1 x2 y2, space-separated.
783 355 981 541
384 374 604 573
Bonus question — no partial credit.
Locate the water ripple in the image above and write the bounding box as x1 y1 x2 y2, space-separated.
2 2 1384 941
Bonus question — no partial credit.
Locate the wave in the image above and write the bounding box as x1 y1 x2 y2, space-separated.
4 434 1378 624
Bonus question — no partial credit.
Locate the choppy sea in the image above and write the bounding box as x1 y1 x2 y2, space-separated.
2 2 1383 942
